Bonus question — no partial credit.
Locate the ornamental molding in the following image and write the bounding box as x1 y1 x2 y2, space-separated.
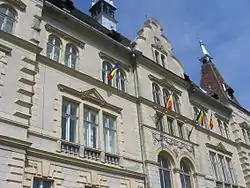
45 24 85 49
206 142 232 156
152 132 195 158
99 52 130 71
148 74 182 96
2 0 26 11
58 84 122 114
0 43 12 55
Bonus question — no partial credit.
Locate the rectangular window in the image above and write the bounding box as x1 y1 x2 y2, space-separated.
218 155 227 182
33 178 52 188
226 158 236 184
167 118 174 135
156 113 163 131
177 121 184 138
209 151 220 180
84 108 98 148
242 129 248 143
247 131 250 144
224 123 229 138
61 99 78 142
218 121 224 136
103 114 116 153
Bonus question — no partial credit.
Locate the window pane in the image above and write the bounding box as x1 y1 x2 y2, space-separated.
69 119 76 142
163 170 171 188
33 178 41 188
43 181 51 188
167 118 174 135
61 116 67 140
159 169 165 188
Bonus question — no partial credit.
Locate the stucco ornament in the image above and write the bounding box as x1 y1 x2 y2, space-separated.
152 132 195 157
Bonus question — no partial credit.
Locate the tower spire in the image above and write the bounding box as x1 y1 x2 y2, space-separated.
199 40 213 63
89 0 117 31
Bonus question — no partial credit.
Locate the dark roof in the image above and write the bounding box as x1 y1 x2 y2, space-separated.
45 0 131 47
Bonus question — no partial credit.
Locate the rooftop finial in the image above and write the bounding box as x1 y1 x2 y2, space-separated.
199 40 212 59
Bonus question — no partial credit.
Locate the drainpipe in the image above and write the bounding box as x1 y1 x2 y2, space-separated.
131 46 150 188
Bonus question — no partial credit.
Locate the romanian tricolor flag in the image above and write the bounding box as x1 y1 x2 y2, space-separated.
196 110 205 126
165 95 173 110
209 113 214 130
107 63 120 80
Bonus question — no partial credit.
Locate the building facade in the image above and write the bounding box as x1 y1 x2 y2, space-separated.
0 0 249 188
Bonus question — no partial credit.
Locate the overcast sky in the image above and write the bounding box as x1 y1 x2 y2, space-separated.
73 0 250 110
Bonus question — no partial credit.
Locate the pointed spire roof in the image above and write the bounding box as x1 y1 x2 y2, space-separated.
199 40 213 63
199 40 239 105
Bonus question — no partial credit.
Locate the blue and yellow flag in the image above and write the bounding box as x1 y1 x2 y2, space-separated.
107 63 120 80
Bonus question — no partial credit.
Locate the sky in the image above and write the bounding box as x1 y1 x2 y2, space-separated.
72 0 250 110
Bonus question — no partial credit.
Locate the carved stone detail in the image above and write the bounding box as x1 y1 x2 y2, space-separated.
152 132 195 157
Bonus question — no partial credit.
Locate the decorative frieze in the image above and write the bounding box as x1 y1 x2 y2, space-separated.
152 132 195 157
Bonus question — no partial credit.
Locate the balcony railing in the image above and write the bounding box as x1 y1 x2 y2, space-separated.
61 141 80 156
105 152 119 166
83 147 101 161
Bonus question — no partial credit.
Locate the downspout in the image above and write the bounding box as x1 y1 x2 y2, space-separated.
131 48 150 188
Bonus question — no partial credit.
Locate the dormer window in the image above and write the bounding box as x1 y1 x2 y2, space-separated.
153 49 167 68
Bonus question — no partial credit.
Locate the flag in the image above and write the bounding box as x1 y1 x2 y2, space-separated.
209 113 214 130
165 95 173 110
107 63 120 80
196 110 205 126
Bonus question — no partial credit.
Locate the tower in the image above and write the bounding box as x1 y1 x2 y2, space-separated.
199 40 239 104
89 0 118 31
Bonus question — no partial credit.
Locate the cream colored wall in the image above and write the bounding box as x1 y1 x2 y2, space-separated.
134 18 184 78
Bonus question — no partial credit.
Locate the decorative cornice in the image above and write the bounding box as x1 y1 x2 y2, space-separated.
2 0 26 11
0 30 42 54
214 113 229 123
0 43 12 55
99 52 131 71
45 24 85 49
206 142 233 156
27 147 146 179
152 132 195 157
148 74 182 95
28 130 58 141
58 84 123 114
137 54 189 89
190 101 208 112
143 124 198 146
239 122 250 130
0 116 29 129
36 55 137 103
0 134 31 150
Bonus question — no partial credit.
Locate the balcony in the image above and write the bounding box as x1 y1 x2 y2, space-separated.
61 140 80 156
83 147 101 161
105 152 119 166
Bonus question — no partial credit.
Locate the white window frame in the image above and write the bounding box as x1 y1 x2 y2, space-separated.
46 35 61 62
152 83 161 105
115 69 126 92
103 114 116 153
0 5 16 34
64 43 78 69
61 99 78 143
33 178 53 188
84 107 99 149
102 61 113 86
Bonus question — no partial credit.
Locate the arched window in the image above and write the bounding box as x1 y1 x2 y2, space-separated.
152 83 161 105
158 153 172 188
115 69 126 92
155 50 160 64
173 93 181 113
64 43 78 69
180 159 192 188
102 61 112 86
0 4 17 34
163 89 169 106
193 107 199 120
46 35 61 62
